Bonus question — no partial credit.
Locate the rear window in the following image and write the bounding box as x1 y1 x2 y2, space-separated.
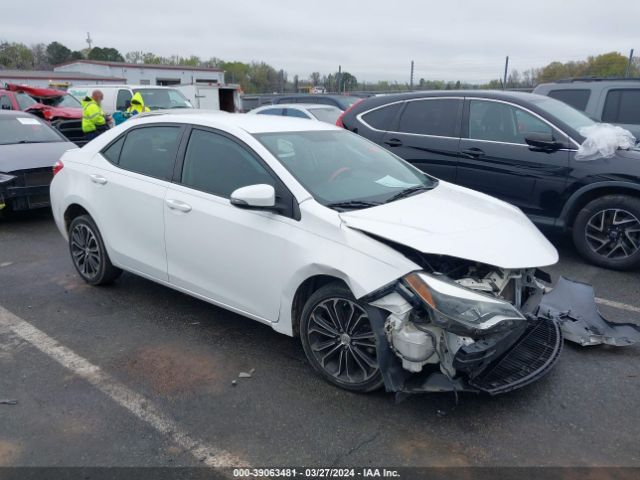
396 99 461 137
0 116 63 145
361 103 402 131
602 89 640 125
308 107 341 124
547 89 591 112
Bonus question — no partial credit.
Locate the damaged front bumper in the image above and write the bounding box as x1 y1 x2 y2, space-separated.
366 273 640 396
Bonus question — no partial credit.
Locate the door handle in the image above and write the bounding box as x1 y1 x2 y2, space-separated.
384 138 403 147
165 199 192 213
90 174 108 185
460 147 485 158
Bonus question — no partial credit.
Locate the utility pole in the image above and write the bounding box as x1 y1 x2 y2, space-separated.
503 56 509 90
410 60 414 90
86 32 93 50
626 48 635 78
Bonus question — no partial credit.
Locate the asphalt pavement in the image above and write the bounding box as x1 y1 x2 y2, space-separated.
0 210 638 469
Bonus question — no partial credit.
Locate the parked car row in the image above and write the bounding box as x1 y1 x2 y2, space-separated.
240 93 361 112
337 90 640 270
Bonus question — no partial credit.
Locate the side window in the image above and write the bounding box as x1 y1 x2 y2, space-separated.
603 89 640 124
102 135 125 164
116 89 133 110
468 100 552 144
118 126 181 179
256 108 284 116
361 103 402 130
284 108 310 119
397 99 461 137
0 95 13 110
547 89 591 111
181 129 274 198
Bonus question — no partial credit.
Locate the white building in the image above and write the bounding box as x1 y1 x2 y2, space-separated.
0 69 124 89
54 60 224 86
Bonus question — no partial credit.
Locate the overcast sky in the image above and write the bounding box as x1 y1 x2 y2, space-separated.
2 0 638 83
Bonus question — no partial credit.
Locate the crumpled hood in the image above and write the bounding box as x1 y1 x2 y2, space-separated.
25 104 81 120
0 142 76 173
340 181 559 269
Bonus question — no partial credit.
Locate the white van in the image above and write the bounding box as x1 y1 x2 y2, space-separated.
67 85 193 114
175 84 240 112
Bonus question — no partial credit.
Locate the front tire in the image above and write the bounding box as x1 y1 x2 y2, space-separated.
300 283 383 392
572 195 640 270
68 215 122 285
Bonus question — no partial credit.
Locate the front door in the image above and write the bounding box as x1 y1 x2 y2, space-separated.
380 98 462 182
457 99 570 221
164 128 294 322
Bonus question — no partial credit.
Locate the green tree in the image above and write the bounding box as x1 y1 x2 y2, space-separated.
88 47 124 62
46 41 71 65
0 41 34 69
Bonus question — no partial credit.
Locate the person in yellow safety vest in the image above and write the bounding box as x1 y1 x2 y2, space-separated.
126 92 150 115
81 90 110 141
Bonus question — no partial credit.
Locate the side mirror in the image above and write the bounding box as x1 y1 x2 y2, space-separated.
525 133 561 151
230 184 276 210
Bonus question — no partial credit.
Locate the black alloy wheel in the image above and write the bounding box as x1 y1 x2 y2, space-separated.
573 195 640 270
300 283 383 392
68 215 122 285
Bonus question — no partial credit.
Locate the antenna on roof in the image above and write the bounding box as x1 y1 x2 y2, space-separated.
86 32 93 50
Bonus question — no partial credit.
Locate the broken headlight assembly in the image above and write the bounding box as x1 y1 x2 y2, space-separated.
403 272 527 336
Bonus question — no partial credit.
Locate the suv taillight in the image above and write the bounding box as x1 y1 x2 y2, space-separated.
336 98 364 128
53 160 64 176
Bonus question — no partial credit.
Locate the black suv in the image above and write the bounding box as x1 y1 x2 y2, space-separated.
339 91 640 270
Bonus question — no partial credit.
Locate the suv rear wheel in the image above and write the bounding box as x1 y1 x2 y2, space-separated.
573 195 640 270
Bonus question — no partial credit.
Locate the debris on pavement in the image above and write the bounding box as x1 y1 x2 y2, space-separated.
0 399 18 405
231 380 238 386
0 262 13 268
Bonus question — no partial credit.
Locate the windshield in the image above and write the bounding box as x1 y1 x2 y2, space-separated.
0 116 63 145
309 107 341 124
529 96 595 133
133 88 192 110
38 95 81 108
15 93 37 110
254 130 437 207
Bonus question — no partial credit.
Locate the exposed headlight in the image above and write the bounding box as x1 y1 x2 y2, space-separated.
404 272 526 335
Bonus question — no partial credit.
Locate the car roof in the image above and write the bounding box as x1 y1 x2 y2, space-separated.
136 111 339 133
69 85 180 90
256 103 340 110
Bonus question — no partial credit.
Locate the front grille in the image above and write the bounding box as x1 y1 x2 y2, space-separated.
52 119 86 146
469 317 562 395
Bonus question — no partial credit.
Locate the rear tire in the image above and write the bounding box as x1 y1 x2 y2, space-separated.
300 283 383 393
68 215 122 285
572 195 640 270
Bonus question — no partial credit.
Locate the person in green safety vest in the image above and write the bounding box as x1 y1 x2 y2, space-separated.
126 92 151 115
81 90 110 141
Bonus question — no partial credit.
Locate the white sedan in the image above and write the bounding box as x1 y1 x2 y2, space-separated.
249 103 342 124
50 112 631 396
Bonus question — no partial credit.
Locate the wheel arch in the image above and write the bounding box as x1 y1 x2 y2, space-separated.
289 274 350 337
560 182 640 228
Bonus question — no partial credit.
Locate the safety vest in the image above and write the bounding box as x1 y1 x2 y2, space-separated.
126 92 150 114
82 97 106 133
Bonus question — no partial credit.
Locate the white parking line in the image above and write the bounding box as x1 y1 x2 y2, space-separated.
595 297 640 314
0 305 247 469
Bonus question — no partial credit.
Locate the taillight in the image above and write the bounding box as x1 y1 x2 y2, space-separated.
53 160 64 176
336 98 364 128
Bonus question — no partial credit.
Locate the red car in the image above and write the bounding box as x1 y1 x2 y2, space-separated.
0 84 85 145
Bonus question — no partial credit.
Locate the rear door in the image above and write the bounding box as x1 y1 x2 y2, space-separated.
457 98 570 221
601 88 640 139
88 124 184 280
379 98 462 182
